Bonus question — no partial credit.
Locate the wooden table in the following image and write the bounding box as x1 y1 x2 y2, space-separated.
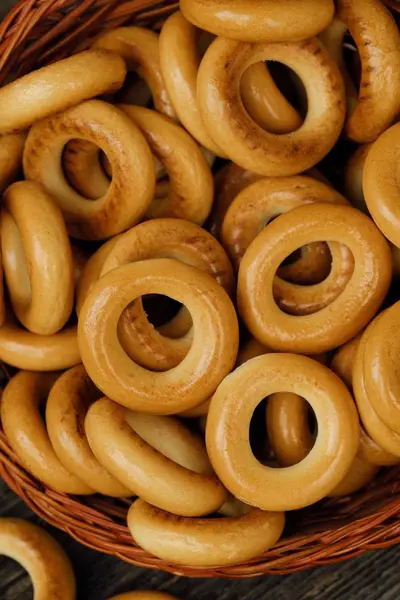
2 0 400 597
2 478 400 600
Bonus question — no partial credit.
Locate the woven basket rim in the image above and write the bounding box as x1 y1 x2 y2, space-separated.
2 426 400 577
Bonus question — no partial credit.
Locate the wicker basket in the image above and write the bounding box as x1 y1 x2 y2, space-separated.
1 0 400 578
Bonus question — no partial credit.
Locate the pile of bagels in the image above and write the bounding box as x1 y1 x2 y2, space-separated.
0 0 399 572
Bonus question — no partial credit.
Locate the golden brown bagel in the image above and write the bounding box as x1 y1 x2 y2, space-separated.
0 518 76 600
353 313 400 457
0 50 126 132
331 334 362 389
210 164 332 287
97 218 234 371
180 0 335 42
328 455 378 496
118 105 214 224
221 176 347 269
78 259 239 414
46 365 131 497
159 12 301 155
363 122 400 248
221 175 352 316
355 303 400 434
159 11 224 155
181 338 327 419
197 37 345 175
337 0 400 142
206 354 360 510
331 334 400 467
1 371 93 494
128 499 284 567
180 335 271 418
93 27 176 119
85 397 226 516
319 18 358 116
76 220 234 371
1 181 74 334
0 317 80 371
267 392 313 469
345 141 400 276
358 428 400 466
23 100 155 240
238 203 392 354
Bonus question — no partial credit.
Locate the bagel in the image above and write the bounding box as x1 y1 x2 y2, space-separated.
128 499 284 567
337 0 400 142
237 203 391 353
197 37 345 175
78 259 239 414
1 371 93 494
23 100 155 240
0 317 80 371
46 365 131 497
0 50 126 132
363 122 400 248
93 27 176 119
206 354 360 510
221 175 352 316
0 519 75 600
1 181 74 334
85 397 226 516
180 0 335 43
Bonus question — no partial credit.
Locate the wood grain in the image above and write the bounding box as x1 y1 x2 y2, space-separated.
1 478 400 600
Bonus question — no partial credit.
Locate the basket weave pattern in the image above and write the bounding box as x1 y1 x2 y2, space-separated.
1 0 400 577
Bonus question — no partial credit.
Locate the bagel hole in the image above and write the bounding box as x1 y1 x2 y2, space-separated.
198 31 215 57
343 32 361 90
258 218 333 286
118 293 192 372
113 71 153 106
264 396 317 468
257 216 332 283
38 400 47 423
275 239 355 315
268 62 308 119
0 557 33 598
242 61 307 128
142 294 183 329
279 248 303 266
62 139 110 200
277 242 333 287
62 137 171 202
249 399 273 465
119 293 191 347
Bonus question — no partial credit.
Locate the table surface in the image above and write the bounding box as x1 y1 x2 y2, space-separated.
2 0 400 598
3 479 400 600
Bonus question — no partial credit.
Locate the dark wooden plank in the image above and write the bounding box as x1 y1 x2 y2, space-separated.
2 475 400 600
